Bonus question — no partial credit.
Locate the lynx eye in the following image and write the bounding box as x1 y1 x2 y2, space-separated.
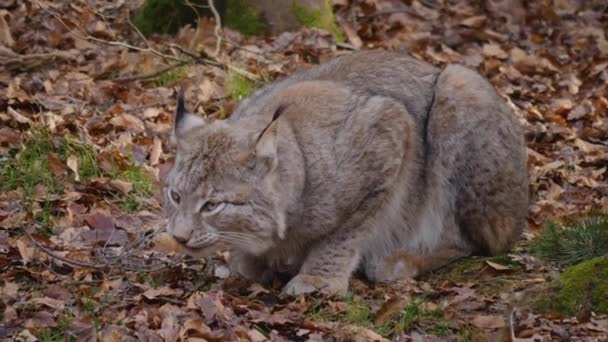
169 190 181 204
200 201 226 215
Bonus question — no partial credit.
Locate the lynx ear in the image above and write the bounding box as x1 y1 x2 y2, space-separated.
173 85 205 140
255 104 286 162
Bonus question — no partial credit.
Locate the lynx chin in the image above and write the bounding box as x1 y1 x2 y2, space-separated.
163 50 528 295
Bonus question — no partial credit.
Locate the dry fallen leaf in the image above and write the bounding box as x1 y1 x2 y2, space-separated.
66 155 80 182
473 314 507 329
485 260 511 272
108 179 133 194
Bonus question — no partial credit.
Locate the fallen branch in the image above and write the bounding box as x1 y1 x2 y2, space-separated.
0 46 77 69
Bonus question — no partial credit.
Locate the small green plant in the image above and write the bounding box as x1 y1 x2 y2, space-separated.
152 65 188 87
0 127 157 216
341 294 374 326
532 214 608 266
225 0 266 36
292 0 344 42
60 136 102 182
35 310 75 342
375 299 447 337
0 128 59 195
112 157 156 212
225 71 257 101
307 294 449 338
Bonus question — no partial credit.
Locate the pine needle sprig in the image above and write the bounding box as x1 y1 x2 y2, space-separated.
532 214 608 266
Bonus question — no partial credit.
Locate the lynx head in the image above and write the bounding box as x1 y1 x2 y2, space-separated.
163 87 287 257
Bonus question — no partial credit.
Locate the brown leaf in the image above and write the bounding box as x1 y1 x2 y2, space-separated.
485 260 511 272
143 286 180 300
472 314 506 329
108 179 133 194
150 137 162 166
32 296 66 311
24 311 57 329
47 153 66 178
82 211 129 245
0 127 20 146
7 106 31 124
66 155 80 182
152 232 184 254
179 319 212 340
16 236 35 263
110 113 145 132
373 296 407 326
0 10 14 47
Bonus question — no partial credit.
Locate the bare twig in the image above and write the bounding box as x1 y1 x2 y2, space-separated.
168 43 259 81
0 46 77 69
126 9 153 50
35 0 186 63
24 229 105 269
357 9 412 21
111 62 187 82
206 0 223 56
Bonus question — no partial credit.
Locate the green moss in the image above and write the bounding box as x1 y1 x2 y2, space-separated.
225 71 257 101
292 0 344 43
534 257 608 316
224 0 266 36
541 257 608 315
532 214 608 266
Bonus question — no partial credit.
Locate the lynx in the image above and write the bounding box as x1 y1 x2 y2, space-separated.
163 50 528 295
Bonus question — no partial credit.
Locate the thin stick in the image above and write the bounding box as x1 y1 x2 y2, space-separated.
24 229 105 269
111 62 187 82
35 0 186 63
207 0 223 56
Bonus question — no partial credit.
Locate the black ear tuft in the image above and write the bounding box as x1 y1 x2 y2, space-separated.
175 84 186 125
256 104 287 144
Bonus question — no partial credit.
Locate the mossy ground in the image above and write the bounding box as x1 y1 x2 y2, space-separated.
307 293 455 338
224 0 266 36
292 0 344 43
530 256 608 316
134 0 265 36
424 254 526 296
133 0 223 35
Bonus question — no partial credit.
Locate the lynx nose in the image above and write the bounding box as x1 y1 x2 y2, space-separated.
171 227 192 243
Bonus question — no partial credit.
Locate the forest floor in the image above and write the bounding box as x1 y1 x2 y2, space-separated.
1 0 608 341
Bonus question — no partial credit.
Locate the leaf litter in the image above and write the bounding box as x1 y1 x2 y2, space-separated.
1 0 607 340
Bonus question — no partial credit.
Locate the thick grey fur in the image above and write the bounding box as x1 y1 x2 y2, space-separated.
163 50 528 295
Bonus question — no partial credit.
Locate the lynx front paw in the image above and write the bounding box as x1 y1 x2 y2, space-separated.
282 274 348 295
